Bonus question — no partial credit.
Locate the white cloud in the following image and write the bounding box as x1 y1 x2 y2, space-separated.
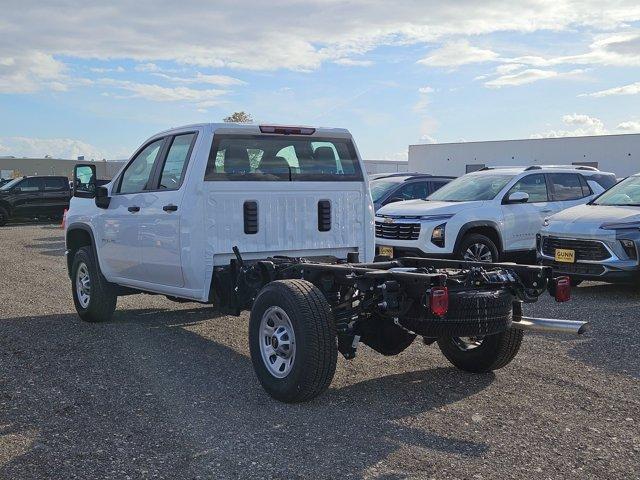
418 86 434 94
580 81 640 98
0 52 67 93
531 114 607 138
417 40 498 67
153 72 245 86
2 1 640 75
334 58 373 67
0 136 112 159
485 68 560 88
485 68 585 88
99 79 228 107
134 63 160 72
617 121 640 132
90 66 125 73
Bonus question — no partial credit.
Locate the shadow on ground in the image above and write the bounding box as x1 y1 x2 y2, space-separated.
0 306 492 479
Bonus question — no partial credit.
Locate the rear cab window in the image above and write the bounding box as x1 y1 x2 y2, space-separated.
205 134 363 181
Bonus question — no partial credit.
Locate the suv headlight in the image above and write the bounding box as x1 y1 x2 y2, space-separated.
419 214 454 221
431 223 446 247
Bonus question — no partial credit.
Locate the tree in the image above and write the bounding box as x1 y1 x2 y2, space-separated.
223 111 253 123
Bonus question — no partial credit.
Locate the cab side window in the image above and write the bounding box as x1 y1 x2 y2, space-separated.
507 174 548 202
158 133 196 190
17 178 42 192
43 177 67 191
548 173 586 201
119 139 164 194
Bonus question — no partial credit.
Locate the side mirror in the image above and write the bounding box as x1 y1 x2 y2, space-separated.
507 191 529 204
95 186 111 209
73 164 97 198
384 196 404 205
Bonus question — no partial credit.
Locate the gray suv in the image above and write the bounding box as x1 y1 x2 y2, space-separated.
538 174 640 283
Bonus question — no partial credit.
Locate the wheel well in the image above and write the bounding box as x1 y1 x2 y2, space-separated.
458 226 502 253
66 228 93 276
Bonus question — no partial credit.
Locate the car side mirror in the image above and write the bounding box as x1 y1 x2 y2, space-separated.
95 186 111 209
506 191 529 204
74 164 97 198
384 196 404 205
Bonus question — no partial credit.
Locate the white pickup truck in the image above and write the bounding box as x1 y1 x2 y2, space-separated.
65 123 585 403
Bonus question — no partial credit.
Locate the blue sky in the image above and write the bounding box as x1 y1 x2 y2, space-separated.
1 1 639 161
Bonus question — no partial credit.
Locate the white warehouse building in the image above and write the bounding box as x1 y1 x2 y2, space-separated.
409 133 640 178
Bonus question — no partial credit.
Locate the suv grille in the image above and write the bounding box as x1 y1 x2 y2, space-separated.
541 237 611 261
375 221 421 240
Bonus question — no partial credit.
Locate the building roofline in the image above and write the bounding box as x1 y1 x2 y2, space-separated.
409 132 640 148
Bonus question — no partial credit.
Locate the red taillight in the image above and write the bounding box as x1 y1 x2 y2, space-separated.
259 125 315 135
430 286 449 317
554 276 571 302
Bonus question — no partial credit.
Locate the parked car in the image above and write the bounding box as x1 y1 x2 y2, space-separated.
370 173 454 211
539 172 640 284
64 123 582 403
375 165 617 262
0 175 71 226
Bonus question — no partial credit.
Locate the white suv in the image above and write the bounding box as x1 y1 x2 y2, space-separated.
375 165 617 262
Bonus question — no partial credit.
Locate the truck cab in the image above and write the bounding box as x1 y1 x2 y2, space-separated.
66 123 375 302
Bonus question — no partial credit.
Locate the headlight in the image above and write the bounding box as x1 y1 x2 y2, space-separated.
431 223 446 247
419 214 454 221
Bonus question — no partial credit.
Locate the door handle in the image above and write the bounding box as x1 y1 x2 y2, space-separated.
163 204 178 212
128 206 140 213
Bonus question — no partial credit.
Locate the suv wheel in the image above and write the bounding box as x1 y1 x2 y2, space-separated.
71 246 118 322
456 233 499 263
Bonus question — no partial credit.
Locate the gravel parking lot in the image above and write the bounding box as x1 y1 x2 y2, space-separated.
1 223 639 479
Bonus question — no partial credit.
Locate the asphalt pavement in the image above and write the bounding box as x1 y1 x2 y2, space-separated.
1 223 638 479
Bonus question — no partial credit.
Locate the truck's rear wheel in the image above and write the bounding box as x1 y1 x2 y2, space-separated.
437 328 524 373
71 246 117 322
249 280 337 403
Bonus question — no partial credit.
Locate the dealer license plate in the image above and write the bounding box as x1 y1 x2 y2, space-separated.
379 246 394 258
554 248 575 263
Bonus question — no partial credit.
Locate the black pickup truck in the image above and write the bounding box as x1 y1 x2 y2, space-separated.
0 176 71 226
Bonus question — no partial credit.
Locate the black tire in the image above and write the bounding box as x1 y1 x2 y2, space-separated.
455 233 499 263
398 289 514 338
71 246 117 322
249 280 338 403
0 207 8 226
437 328 524 373
360 314 416 356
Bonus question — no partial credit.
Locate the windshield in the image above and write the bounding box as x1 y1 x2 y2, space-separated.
592 175 640 206
370 179 402 202
428 173 513 202
205 134 363 181
0 178 21 191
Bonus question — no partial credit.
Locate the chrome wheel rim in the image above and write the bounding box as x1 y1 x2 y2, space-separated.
452 336 484 351
259 306 296 378
463 243 493 262
75 262 91 309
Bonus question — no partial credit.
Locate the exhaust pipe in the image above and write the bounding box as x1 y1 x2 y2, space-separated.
511 316 590 335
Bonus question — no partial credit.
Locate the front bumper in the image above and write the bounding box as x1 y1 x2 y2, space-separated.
537 233 640 283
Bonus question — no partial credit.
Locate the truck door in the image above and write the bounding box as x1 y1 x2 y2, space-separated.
11 177 43 217
42 177 70 216
97 138 165 281
501 174 552 251
136 132 196 287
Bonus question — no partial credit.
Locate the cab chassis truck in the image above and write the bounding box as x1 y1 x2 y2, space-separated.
65 123 588 403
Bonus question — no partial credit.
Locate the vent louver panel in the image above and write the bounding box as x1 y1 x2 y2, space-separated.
318 200 331 232
243 201 258 234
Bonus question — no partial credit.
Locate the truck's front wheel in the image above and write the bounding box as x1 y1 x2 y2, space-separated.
71 246 117 322
249 280 337 403
437 328 524 373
